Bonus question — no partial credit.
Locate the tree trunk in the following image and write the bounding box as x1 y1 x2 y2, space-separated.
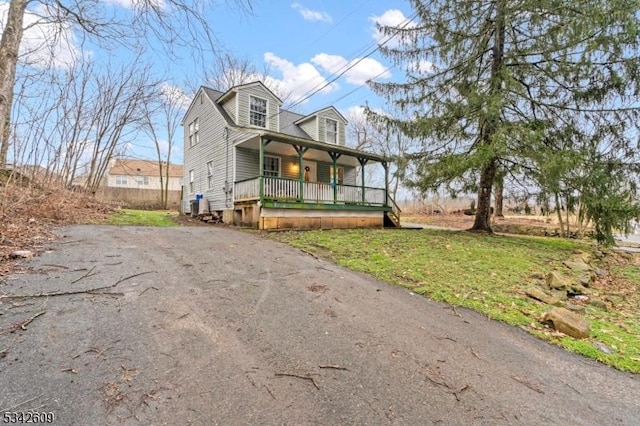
0 0 27 167
494 171 504 218
470 0 505 232
472 158 497 231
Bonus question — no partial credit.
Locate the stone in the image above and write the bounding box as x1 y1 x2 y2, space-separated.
525 287 562 306
594 268 607 278
564 302 585 313
530 272 545 280
546 271 569 290
542 308 590 339
578 275 593 287
588 297 608 310
593 341 614 355
572 295 589 302
604 294 624 306
563 260 592 272
28 217 36 224
593 250 605 259
569 283 591 295
10 250 33 259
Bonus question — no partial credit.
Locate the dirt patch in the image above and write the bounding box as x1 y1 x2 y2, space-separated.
0 182 113 277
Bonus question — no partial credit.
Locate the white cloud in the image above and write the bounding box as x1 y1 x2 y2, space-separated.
160 82 191 110
291 2 332 23
369 9 416 47
311 53 391 85
0 3 81 69
412 59 435 74
263 52 338 104
344 105 387 123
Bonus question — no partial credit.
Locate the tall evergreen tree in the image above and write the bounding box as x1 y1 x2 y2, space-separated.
369 0 640 233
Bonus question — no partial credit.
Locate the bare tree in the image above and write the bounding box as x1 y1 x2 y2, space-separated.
346 108 416 200
142 83 185 209
84 63 158 192
0 0 254 168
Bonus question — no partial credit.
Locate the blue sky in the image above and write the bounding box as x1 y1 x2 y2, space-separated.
2 0 420 164
199 1 414 115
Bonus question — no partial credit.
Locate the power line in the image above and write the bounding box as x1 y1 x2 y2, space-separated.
284 11 418 111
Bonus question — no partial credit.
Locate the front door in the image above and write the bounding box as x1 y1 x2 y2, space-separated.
302 160 317 182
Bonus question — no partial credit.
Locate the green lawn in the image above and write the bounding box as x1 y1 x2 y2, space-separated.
104 209 179 227
269 228 640 373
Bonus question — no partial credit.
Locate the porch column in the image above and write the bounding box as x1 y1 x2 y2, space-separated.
328 152 341 204
293 145 308 202
259 138 271 200
382 161 389 207
358 157 368 204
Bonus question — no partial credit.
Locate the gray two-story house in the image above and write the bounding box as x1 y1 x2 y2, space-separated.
182 81 400 229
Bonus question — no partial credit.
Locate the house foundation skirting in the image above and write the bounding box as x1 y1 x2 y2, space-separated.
260 208 382 230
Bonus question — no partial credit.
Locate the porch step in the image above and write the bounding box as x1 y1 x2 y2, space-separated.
384 211 401 228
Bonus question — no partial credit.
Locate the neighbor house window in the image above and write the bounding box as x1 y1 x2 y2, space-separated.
115 175 128 185
136 176 150 186
249 96 267 128
329 166 344 184
326 118 338 144
263 155 280 177
189 118 199 147
189 169 195 193
207 161 214 189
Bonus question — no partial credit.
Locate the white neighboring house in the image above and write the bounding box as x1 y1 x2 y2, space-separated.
106 158 183 191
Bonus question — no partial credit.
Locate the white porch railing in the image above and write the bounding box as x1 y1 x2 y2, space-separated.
233 176 387 206
234 178 260 201
264 176 299 200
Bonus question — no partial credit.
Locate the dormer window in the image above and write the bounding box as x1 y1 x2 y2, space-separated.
325 118 338 144
250 96 267 128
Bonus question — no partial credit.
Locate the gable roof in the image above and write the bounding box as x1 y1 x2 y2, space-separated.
217 80 283 104
108 159 183 177
294 106 349 125
278 109 312 140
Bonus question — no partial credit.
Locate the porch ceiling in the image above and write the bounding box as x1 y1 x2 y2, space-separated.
235 132 386 167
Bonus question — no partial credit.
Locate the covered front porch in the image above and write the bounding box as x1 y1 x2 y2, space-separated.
232 132 400 229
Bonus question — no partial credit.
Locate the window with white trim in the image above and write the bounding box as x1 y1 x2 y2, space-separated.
249 96 267 128
329 166 344 184
263 155 280 177
207 161 214 189
189 169 195 193
189 118 199 147
136 176 150 186
115 175 128 185
325 118 338 144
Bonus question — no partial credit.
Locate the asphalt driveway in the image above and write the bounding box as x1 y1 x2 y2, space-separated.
0 225 638 425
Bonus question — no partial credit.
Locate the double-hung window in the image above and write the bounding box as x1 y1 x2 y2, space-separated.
250 96 267 128
136 176 150 186
325 118 338 144
263 155 280 177
189 170 195 193
189 118 199 147
115 175 128 185
207 161 214 189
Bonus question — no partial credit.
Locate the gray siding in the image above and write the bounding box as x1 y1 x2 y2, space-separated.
235 146 356 185
221 93 236 122
183 88 232 211
298 119 317 140
235 147 259 182
318 109 346 146
236 85 280 131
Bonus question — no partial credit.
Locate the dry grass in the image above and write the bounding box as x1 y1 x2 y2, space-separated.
0 173 113 276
